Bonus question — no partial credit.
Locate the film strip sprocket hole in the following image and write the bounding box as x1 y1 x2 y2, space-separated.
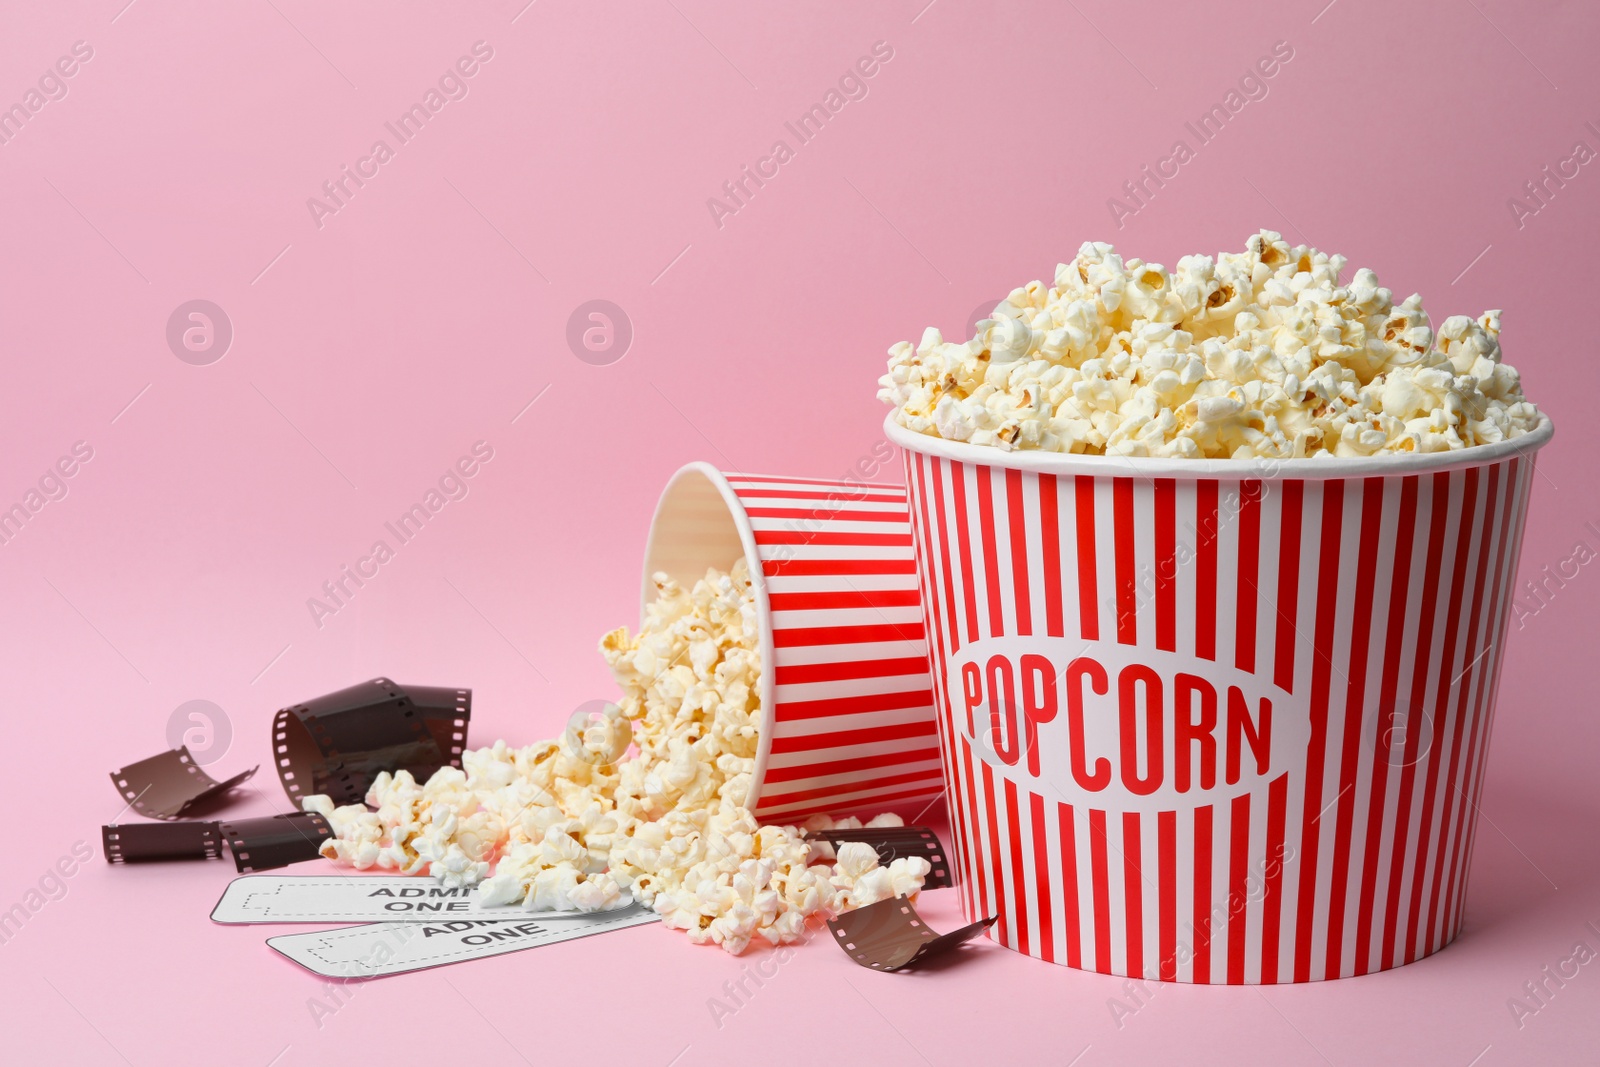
104 812 331 872
109 746 258 820
828 897 997 972
804 826 953 890
274 678 472 806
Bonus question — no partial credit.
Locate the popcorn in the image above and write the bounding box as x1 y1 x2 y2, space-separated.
303 560 931 954
827 838 932 911
879 231 1543 459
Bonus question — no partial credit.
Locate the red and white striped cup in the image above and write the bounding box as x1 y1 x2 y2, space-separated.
642 464 944 824
889 414 1554 983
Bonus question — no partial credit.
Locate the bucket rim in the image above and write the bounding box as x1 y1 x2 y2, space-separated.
884 411 1554 480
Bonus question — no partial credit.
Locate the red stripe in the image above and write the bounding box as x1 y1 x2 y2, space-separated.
953 465 981 645
1113 478 1137 645
1427 467 1497 953
1155 479 1177 652
754 766 943 806
961 736 990 921
981 759 1009 945
1059 803 1083 970
1354 476 1419 975
932 459 963 655
1274 481 1304 694
727 474 900 490
912 457 963 918
977 469 1005 638
765 589 920 611
1408 470 1478 966
773 656 928 685
1195 481 1219 661
1294 479 1346 983
776 687 933 720
1031 791 1055 963
1089 809 1112 973
1260 773 1289 983
758 746 942 783
755 785 944 821
739 488 903 502
1236 481 1261 674
1158 810 1177 981
1041 475 1064 638
1005 778 1030 957
1323 477 1386 979
1193 805 1214 983
926 459 979 922
1123 812 1144 979
1433 463 1504 947
1076 476 1100 641
770 622 925 648
1445 462 1526 941
1376 470 1452 972
752 530 911 547
1227 791 1252 984
766 719 937 754
763 558 916 577
1007 469 1032 636
744 507 906 523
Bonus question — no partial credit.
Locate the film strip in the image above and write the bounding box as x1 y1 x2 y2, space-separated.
828 897 997 972
273 678 471 806
103 821 224 863
219 812 335 873
104 811 333 873
805 826 953 890
109 746 257 820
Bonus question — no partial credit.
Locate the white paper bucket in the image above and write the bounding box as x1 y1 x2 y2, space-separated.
890 415 1554 983
643 464 945 824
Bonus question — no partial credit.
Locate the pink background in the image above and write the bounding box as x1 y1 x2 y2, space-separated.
2 0 1597 1063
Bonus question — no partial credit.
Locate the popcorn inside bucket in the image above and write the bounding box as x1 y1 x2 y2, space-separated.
880 229 1542 459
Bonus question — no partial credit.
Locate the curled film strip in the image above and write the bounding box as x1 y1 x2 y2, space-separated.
828 897 997 972
108 746 257 821
273 678 471 806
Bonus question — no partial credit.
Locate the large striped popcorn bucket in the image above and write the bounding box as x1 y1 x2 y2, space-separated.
643 464 944 824
889 415 1554 983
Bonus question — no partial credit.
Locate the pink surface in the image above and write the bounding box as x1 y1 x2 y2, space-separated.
0 1 1596 1063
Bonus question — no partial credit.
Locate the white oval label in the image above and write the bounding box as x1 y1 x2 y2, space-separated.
948 637 1311 813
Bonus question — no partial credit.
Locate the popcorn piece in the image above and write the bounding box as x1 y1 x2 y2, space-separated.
828 840 933 909
834 841 881 882
879 231 1543 459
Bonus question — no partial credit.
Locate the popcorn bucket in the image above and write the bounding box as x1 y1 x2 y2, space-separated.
888 415 1554 983
643 464 944 824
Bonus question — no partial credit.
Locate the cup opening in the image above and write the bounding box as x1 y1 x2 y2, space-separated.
641 463 779 816
641 464 751 613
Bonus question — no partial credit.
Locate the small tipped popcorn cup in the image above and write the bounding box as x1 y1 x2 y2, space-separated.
888 414 1554 983
644 464 945 824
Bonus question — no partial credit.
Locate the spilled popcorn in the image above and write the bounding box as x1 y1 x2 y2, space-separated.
879 230 1542 459
303 559 932 954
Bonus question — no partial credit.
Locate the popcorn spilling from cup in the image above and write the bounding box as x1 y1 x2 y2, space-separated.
879 230 1542 458
303 560 932 955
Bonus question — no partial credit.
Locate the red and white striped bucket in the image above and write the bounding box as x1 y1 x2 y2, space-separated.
890 415 1554 983
643 463 944 824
